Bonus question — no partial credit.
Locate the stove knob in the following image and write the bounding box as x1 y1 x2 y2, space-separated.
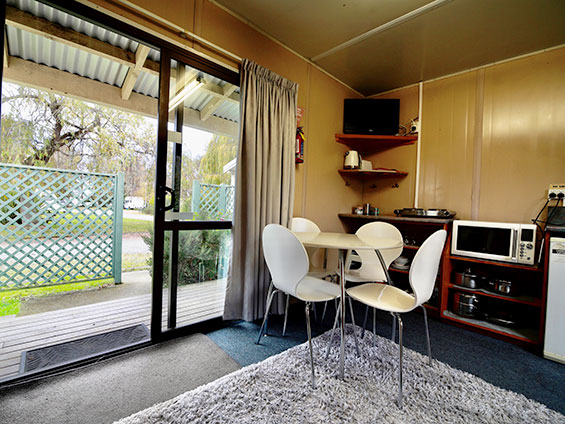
526 243 533 249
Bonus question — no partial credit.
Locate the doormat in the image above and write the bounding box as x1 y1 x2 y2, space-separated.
20 324 150 374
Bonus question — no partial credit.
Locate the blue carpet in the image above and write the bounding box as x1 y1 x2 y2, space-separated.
206 300 565 415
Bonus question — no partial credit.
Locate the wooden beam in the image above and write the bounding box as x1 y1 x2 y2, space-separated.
200 83 237 121
121 44 151 100
199 80 239 104
5 6 160 75
3 57 238 137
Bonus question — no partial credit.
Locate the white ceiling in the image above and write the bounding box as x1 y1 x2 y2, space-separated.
212 0 565 96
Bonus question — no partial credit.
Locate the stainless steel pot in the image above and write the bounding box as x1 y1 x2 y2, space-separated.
454 268 484 289
453 292 481 318
486 279 517 296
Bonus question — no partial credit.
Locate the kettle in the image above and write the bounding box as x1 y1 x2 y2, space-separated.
344 150 361 169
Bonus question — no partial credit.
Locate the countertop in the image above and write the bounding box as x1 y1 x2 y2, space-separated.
338 213 454 224
546 225 565 234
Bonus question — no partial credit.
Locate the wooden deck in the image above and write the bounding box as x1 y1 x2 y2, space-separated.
0 280 226 381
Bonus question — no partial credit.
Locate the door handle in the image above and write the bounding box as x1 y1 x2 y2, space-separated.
160 186 175 212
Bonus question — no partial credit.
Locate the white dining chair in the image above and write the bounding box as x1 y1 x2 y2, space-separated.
344 222 404 339
346 229 447 407
256 224 341 388
290 217 337 325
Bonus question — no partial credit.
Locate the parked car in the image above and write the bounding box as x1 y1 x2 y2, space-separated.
124 196 147 210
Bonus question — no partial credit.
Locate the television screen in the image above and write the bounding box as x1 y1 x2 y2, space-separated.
343 99 400 135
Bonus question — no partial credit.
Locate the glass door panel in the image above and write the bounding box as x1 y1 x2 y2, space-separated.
152 51 239 339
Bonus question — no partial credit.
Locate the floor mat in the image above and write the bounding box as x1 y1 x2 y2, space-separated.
20 324 150 373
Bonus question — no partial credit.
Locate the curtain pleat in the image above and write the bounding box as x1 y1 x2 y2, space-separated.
223 59 298 321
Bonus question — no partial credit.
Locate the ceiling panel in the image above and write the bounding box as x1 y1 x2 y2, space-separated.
214 0 565 95
213 0 435 58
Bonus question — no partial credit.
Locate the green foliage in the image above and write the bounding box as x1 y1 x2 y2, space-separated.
143 228 230 286
1 82 156 198
199 135 237 184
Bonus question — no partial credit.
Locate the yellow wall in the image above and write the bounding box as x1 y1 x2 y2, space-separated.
369 47 565 224
84 0 565 226
85 0 362 231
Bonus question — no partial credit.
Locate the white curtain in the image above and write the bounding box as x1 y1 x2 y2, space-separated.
224 59 298 321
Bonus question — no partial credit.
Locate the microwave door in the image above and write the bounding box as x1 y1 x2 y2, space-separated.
455 224 514 262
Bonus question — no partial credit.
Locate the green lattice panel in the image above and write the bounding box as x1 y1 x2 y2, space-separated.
198 184 235 220
0 164 117 290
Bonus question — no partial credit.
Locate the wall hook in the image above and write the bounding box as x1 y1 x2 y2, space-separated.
392 183 399 188
345 181 350 187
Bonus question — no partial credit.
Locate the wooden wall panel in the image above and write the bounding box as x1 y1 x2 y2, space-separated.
480 48 565 223
365 86 419 215
305 67 363 232
419 72 477 219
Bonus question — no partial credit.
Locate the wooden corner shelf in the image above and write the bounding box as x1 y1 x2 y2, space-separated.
335 134 417 151
338 169 408 178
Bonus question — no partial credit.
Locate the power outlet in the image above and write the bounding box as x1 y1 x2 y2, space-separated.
548 184 565 200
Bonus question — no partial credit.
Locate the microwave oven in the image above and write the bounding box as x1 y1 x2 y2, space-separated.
451 220 536 265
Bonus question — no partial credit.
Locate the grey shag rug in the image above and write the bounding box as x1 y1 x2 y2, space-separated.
115 327 564 424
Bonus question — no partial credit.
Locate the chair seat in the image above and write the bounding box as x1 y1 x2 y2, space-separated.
346 283 416 313
295 276 341 302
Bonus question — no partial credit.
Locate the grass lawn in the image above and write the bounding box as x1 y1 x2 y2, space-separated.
0 278 114 317
122 218 152 234
123 253 150 271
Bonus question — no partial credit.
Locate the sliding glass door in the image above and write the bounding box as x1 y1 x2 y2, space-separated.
152 50 239 340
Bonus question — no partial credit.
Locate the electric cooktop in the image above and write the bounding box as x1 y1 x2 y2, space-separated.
394 208 456 218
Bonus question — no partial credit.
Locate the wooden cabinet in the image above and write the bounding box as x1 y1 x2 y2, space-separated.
339 214 452 317
441 251 546 350
335 134 416 181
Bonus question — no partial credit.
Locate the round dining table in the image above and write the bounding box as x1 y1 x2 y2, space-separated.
294 231 403 379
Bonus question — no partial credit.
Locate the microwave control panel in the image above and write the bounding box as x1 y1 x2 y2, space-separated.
518 227 535 265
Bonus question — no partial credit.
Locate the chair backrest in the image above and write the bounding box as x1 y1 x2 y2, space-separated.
290 217 321 233
262 224 309 297
409 229 447 306
290 217 324 268
353 222 404 281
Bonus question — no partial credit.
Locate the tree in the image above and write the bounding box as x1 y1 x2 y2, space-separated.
198 135 237 185
1 82 157 198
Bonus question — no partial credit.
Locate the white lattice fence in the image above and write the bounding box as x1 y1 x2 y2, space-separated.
0 164 123 290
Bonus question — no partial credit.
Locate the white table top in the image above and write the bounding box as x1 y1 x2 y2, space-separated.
294 231 402 251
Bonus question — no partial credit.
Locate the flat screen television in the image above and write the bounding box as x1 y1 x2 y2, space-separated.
343 99 400 135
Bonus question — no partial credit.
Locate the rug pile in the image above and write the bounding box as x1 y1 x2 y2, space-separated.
116 327 563 423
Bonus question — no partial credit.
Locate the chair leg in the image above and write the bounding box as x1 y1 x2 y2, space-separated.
282 294 290 337
421 305 433 366
305 302 316 389
373 308 377 348
361 305 369 339
321 301 328 323
326 299 341 359
396 313 404 409
347 297 360 356
392 315 397 342
256 282 276 344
